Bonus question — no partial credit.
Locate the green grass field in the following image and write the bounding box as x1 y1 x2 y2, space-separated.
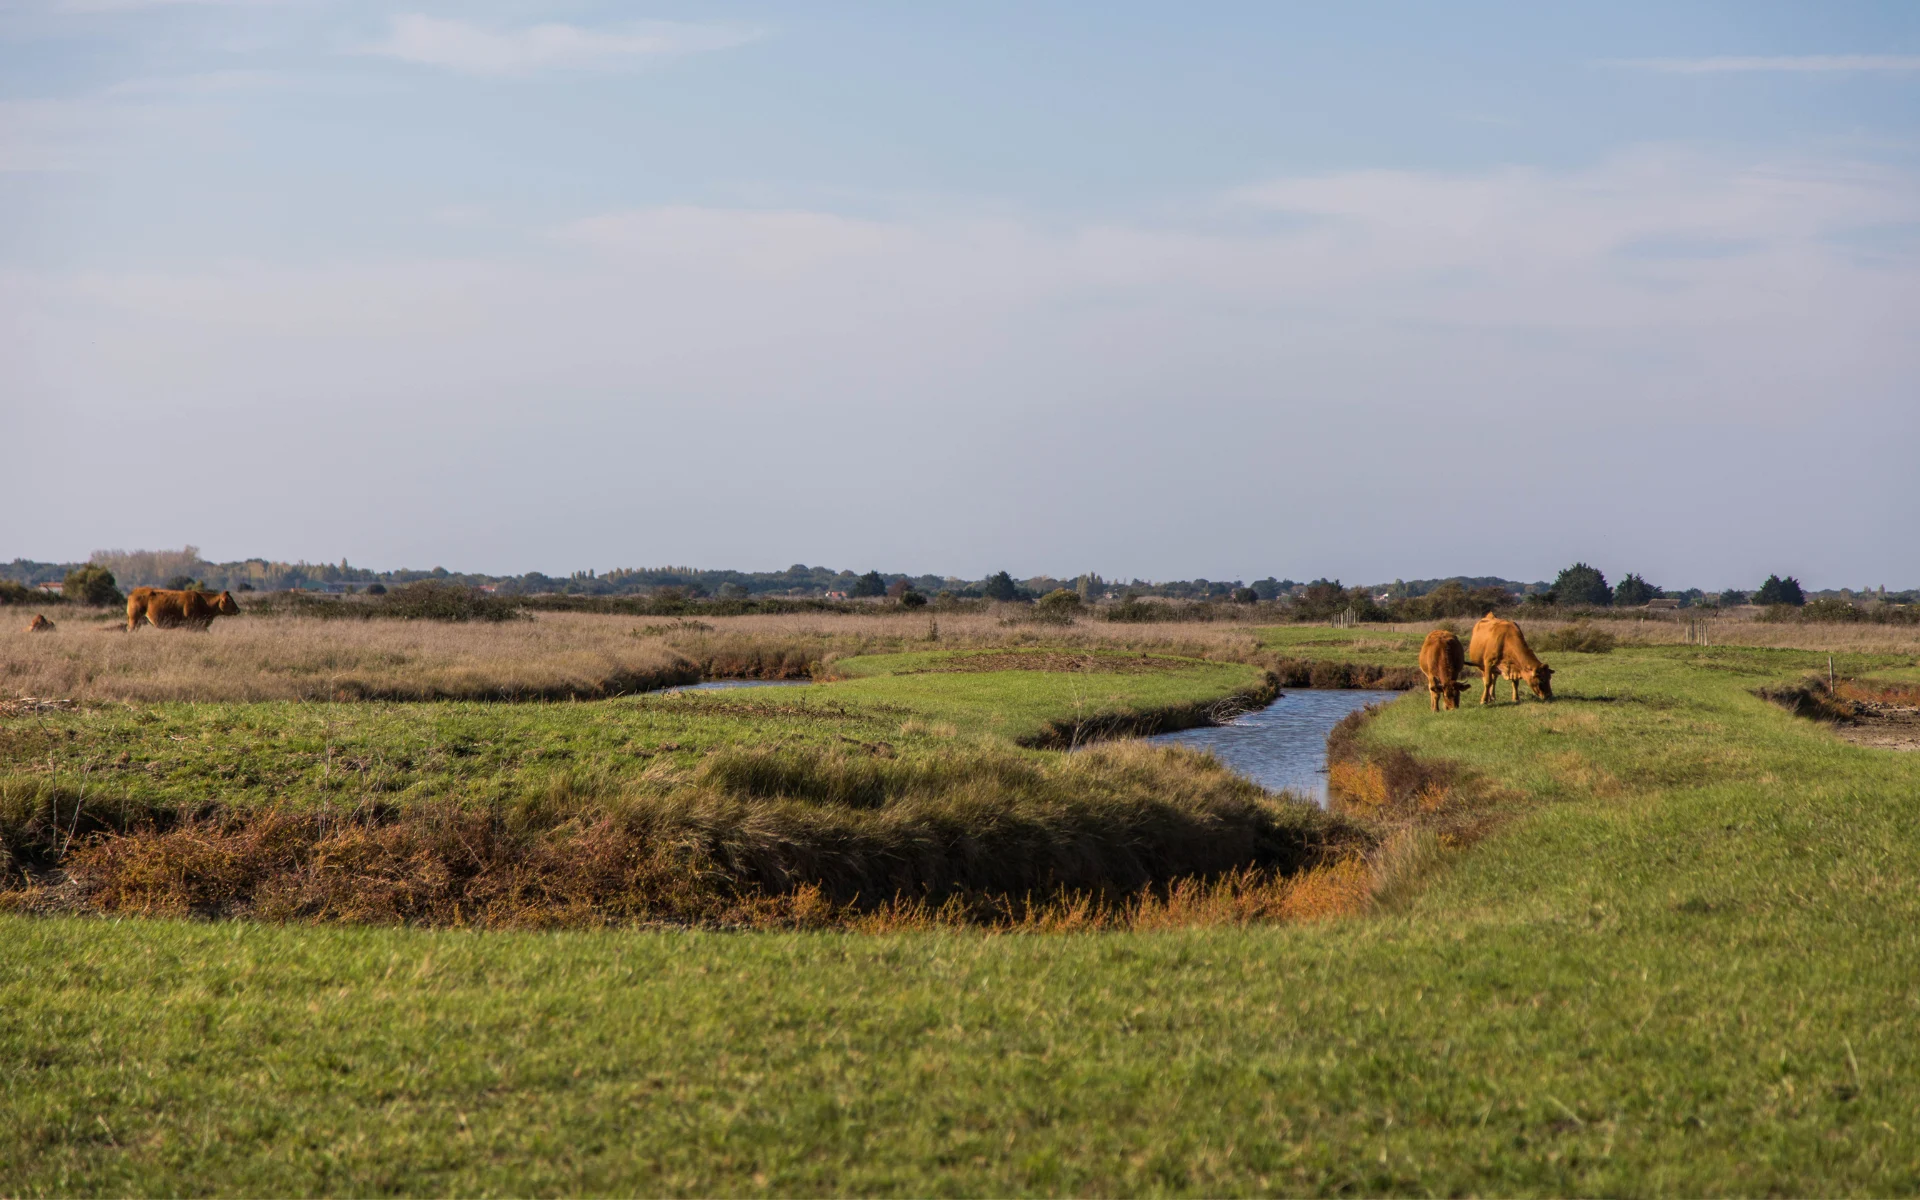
1 650 1266 822
1256 625 1429 667
6 641 1920 1193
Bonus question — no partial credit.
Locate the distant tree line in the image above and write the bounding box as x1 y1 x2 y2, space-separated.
3 549 1909 613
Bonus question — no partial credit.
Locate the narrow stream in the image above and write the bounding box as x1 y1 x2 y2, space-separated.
1146 689 1401 804
664 679 1398 806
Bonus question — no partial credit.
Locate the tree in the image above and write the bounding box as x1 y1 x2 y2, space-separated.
62 565 123 607
1553 563 1611 607
982 571 1019 602
852 570 887 598
886 578 910 600
1613 573 1658 607
899 589 927 609
1716 589 1746 607
1754 574 1805 607
1230 587 1259 605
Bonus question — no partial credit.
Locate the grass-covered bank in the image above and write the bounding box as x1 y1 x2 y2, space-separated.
7 643 1920 1193
2 651 1350 926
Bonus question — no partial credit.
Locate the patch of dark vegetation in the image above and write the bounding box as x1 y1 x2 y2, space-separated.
1758 599 1920 625
248 581 527 623
1 742 1367 928
522 593 925 618
1757 677 1858 724
1263 659 1422 691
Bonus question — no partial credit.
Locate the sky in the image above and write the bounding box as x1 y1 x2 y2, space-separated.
4 1 1918 589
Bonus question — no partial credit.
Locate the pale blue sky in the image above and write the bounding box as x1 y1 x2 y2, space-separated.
5 2 1918 587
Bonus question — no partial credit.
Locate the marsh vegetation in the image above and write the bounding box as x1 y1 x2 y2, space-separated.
6 606 1920 1192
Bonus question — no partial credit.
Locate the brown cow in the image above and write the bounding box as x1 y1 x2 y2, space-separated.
1467 612 1553 704
126 587 241 632
25 613 55 633
1418 629 1466 711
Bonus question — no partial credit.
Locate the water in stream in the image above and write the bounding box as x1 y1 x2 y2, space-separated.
1146 689 1400 804
660 679 1397 806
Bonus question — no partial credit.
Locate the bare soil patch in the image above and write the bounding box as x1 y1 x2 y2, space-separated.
1833 701 1920 751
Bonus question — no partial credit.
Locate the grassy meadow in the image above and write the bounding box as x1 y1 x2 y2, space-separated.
3 609 1919 1193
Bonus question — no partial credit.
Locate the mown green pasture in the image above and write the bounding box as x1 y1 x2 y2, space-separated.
7 644 1920 1194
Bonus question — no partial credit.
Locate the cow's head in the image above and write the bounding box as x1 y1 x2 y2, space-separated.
212 591 241 616
1528 663 1555 702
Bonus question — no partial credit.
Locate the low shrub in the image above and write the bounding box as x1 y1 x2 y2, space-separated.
1031 589 1082 625
1799 598 1863 623
0 580 37 606
62 565 122 607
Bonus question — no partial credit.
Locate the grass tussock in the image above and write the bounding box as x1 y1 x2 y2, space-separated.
9 742 1365 929
1323 706 1498 851
1536 621 1618 654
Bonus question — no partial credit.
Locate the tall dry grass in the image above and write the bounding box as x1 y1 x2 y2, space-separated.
1 609 702 702
0 608 1279 703
10 607 1909 705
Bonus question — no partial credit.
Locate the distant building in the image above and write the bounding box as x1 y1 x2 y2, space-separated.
824 591 849 600
35 581 62 593
1643 598 1682 610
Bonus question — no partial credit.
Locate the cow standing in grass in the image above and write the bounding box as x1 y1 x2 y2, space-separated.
1468 613 1554 704
126 587 241 632
1419 629 1466 711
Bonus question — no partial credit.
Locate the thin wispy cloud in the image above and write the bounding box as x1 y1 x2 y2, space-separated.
1609 54 1920 74
364 14 762 76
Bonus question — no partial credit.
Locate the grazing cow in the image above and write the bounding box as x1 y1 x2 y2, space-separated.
25 613 55 633
1467 612 1554 704
126 587 241 632
1418 629 1466 711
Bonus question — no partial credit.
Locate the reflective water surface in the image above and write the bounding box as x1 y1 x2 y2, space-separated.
1146 689 1401 804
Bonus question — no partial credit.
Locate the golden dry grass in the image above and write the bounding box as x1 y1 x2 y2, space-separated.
0 607 1277 703
12 604 1906 704
0 608 699 702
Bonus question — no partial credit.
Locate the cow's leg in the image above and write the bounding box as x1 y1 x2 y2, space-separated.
1511 676 1521 703
1480 662 1496 704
